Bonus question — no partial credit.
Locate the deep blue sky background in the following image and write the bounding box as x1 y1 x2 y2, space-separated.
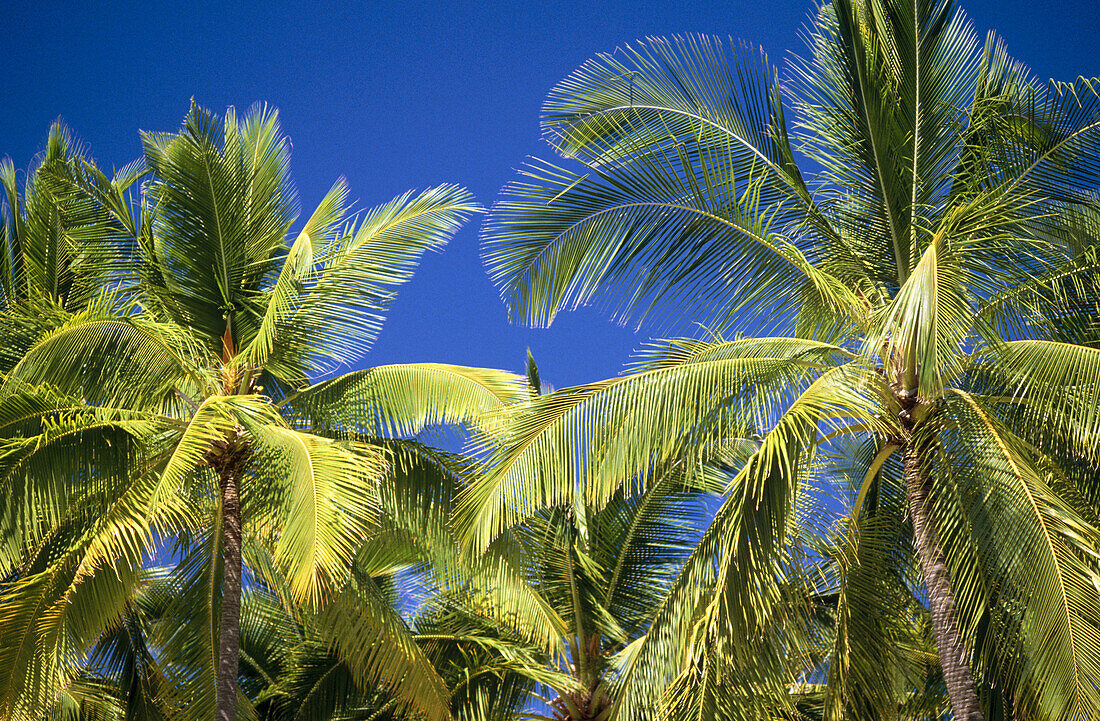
5 0 1099 388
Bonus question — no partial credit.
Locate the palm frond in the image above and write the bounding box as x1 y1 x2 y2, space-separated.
482 33 866 335
250 427 385 606
3 308 215 411
932 390 1100 720
235 179 349 375
971 340 1100 463
456 337 862 553
283 363 527 438
313 572 454 721
612 366 885 721
140 102 297 353
262 185 480 377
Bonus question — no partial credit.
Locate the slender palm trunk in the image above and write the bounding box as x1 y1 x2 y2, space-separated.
215 466 243 721
903 441 984 721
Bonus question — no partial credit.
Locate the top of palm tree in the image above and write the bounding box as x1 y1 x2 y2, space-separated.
0 102 531 721
471 1 1100 719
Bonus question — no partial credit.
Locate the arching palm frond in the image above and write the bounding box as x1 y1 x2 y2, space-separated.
283 363 527 439
931 390 1100 721
139 103 298 355
239 183 481 380
482 35 863 337
456 337 861 553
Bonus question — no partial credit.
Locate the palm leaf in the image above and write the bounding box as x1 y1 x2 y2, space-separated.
284 363 527 438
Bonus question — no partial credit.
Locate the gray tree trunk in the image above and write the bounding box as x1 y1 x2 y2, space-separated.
215 466 243 721
904 443 984 721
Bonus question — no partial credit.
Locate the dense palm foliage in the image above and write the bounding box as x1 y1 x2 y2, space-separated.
471 0 1100 720
452 360 754 721
51 440 556 721
4 1 1100 719
0 120 142 371
249 359 748 721
0 104 529 721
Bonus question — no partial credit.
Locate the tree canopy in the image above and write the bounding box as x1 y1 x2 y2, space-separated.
3 1 1100 720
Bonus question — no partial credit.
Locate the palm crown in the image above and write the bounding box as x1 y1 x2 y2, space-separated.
0 103 528 721
469 0 1100 719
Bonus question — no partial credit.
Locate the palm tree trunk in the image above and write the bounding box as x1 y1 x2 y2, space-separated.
215 466 243 721
903 443 984 721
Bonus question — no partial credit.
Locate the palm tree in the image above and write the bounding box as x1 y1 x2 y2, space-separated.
0 103 527 721
24 441 554 721
466 1 1100 719
485 463 733 721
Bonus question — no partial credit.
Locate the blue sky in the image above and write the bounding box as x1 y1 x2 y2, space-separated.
5 0 1099 388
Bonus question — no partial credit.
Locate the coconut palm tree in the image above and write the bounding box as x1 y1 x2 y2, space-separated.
466 0 1100 718
21 437 559 721
0 103 528 721
482 462 734 721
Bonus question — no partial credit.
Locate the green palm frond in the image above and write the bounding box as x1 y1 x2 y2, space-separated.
357 439 572 659
978 76 1100 239
593 467 729 640
0 300 74 375
0 387 151 568
235 179 348 374
0 120 122 313
482 156 856 337
933 390 1100 720
259 184 481 378
81 574 174 721
609 368 875 721
426 641 563 721
482 34 865 335
455 337 864 553
974 245 1100 344
0 522 162 721
140 103 297 354
265 641 364 721
284 363 527 438
252 427 385 606
3 308 215 410
348 440 467 579
973 340 1100 463
792 0 983 285
869 218 972 396
313 572 454 721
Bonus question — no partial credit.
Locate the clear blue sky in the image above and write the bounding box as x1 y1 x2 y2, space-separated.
5 0 1098 388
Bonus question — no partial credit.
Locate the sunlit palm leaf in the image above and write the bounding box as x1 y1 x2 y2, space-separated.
285 363 527 438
